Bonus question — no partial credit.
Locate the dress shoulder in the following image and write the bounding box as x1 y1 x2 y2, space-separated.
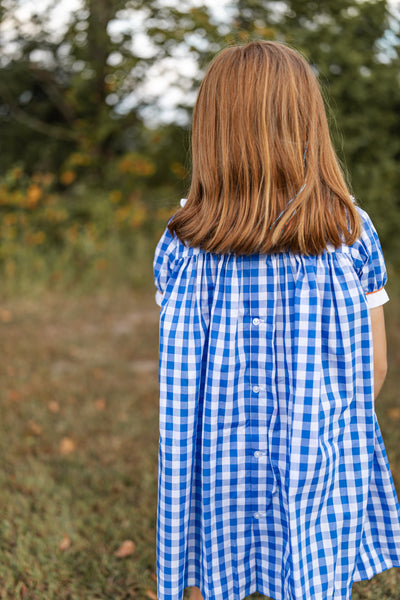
153 199 191 305
153 221 179 307
348 205 389 308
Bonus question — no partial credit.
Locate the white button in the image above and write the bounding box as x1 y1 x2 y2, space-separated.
252 385 260 394
252 317 260 326
254 450 262 457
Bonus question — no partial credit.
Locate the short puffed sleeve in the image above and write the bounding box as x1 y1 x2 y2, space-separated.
349 206 389 309
153 224 178 307
153 199 187 306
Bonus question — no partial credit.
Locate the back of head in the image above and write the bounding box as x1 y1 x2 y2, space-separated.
169 40 361 255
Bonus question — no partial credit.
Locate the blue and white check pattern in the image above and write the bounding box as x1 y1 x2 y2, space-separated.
153 202 400 600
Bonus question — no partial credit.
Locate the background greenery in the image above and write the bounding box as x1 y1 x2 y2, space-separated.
0 0 400 598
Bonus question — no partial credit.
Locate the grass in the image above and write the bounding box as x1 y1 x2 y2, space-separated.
0 287 160 599
0 284 399 599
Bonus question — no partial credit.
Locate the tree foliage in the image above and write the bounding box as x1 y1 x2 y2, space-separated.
0 0 400 274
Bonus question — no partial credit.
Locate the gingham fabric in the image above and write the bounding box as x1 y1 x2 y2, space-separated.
153 200 400 600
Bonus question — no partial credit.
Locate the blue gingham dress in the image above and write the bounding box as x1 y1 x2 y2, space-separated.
153 199 400 600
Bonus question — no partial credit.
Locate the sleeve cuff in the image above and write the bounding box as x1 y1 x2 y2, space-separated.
155 290 163 307
365 287 389 309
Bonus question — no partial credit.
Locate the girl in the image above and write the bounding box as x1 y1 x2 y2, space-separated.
153 41 400 600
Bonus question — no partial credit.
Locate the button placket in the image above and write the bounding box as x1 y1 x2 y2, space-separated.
248 305 271 522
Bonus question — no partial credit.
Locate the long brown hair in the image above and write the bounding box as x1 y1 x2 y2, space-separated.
168 40 361 255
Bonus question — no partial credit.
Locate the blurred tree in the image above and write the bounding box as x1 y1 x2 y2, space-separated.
0 4 77 172
0 0 219 180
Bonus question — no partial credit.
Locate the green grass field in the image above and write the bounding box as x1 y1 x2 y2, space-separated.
0 285 399 599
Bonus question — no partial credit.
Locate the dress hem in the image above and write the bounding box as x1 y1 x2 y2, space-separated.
183 561 400 600
352 560 400 583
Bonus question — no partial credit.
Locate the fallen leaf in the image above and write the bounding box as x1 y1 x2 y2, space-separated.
145 590 157 600
59 437 76 454
59 534 71 551
8 390 20 402
95 398 106 411
114 539 136 558
387 407 400 420
28 420 42 435
150 573 157 582
18 581 28 599
48 401 60 413
0 308 12 322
